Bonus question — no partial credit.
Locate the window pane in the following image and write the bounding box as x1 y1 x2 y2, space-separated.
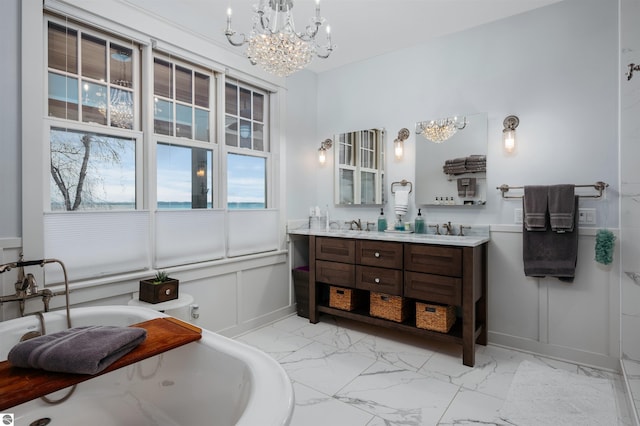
253 123 264 151
50 128 135 211
81 33 106 81
227 153 266 209
110 87 134 129
339 169 354 204
195 108 209 142
48 22 77 74
253 92 264 122
175 66 192 104
176 104 192 139
154 58 172 98
81 81 107 125
157 143 213 209
225 116 238 147
154 99 173 135
48 73 78 120
239 119 252 148
194 73 209 107
361 171 375 204
239 88 251 119
225 83 237 115
110 45 133 88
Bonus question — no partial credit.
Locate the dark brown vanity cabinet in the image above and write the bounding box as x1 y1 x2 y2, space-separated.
308 235 487 367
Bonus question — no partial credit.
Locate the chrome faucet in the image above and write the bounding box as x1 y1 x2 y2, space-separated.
349 219 362 230
459 225 471 236
442 222 454 235
429 224 440 235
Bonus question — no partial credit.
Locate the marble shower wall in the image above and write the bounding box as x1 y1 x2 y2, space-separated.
621 0 640 422
621 0 640 365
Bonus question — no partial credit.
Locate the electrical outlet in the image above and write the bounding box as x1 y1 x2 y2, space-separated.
578 208 596 225
514 208 523 224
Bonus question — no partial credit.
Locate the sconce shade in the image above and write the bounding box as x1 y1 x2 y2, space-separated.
318 147 327 164
394 139 403 159
503 129 516 153
393 128 410 160
318 138 332 165
502 115 519 154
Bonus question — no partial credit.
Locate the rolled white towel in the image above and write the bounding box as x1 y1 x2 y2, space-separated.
394 189 409 215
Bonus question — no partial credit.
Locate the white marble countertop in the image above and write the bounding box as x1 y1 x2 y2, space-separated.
288 227 490 247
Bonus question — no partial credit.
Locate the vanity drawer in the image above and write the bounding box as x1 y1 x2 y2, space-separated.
356 265 403 296
356 240 403 269
404 244 462 277
316 260 356 288
316 237 356 263
404 271 461 306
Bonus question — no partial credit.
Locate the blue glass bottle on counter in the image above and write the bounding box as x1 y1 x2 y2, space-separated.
377 208 387 232
414 208 425 234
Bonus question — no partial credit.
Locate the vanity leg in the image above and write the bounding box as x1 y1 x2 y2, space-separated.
476 245 488 346
309 235 319 324
462 247 476 367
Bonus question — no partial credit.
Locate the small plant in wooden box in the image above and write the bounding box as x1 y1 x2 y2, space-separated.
139 270 179 304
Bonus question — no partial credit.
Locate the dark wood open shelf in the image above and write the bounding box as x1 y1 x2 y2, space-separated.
318 304 486 345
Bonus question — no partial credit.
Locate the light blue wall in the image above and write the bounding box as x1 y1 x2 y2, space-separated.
0 0 21 239
291 0 619 229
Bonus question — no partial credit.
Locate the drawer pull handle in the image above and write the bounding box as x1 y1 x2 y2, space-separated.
380 296 390 302
374 278 380 284
374 252 380 258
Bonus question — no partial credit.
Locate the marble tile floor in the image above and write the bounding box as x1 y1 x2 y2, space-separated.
236 314 634 426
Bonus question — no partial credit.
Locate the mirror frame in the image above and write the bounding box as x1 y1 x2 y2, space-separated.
415 112 488 206
333 128 386 205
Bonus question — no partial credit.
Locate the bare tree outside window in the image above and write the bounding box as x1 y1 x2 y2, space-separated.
50 128 136 211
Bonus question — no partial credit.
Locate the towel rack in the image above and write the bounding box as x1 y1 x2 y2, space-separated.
496 181 608 199
391 179 413 194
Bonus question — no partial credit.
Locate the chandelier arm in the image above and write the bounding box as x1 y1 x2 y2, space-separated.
225 30 248 47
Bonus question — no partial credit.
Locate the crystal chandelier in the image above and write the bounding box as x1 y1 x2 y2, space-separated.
98 83 134 130
225 0 334 77
416 117 467 143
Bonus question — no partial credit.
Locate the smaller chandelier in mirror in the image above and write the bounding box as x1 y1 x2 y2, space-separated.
416 116 467 143
225 0 335 77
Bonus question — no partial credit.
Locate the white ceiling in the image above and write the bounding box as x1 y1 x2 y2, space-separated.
124 0 563 74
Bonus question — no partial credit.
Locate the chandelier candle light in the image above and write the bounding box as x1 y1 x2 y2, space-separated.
225 0 335 77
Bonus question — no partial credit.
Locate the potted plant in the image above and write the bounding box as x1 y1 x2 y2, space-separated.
139 270 179 304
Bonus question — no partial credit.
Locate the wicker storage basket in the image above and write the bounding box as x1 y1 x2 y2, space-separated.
369 292 410 323
416 302 456 333
329 286 359 311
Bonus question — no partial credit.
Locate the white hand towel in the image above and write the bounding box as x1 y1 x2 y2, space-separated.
394 189 409 215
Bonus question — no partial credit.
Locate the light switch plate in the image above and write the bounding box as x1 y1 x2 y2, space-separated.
514 208 523 224
578 208 596 225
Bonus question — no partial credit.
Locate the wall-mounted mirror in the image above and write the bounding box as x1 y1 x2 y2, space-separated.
334 128 385 205
415 112 487 206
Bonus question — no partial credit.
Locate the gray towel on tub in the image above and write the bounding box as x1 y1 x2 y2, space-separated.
7 325 147 375
523 196 579 282
523 186 548 231
548 184 576 232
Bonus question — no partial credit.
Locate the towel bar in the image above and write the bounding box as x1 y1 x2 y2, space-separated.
391 179 413 194
497 182 608 199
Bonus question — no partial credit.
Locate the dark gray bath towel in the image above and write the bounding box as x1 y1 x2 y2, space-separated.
523 186 548 231
8 325 147 375
548 184 576 232
523 196 579 282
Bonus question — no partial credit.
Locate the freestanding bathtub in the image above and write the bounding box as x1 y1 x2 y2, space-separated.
0 305 294 426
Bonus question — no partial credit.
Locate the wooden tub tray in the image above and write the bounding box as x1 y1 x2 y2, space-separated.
0 317 202 410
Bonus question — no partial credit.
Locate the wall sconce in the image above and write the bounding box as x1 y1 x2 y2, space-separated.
394 128 410 160
502 115 519 154
318 139 332 165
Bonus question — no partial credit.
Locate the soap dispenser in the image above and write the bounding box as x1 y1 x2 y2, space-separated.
414 208 425 234
377 208 387 232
